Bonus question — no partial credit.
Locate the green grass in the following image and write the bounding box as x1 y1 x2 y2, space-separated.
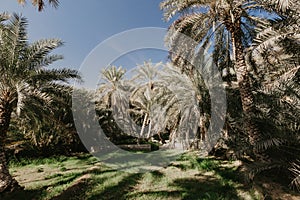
9 156 69 167
0 152 266 200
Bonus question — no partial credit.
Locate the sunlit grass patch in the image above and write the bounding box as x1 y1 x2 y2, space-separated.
1 152 270 200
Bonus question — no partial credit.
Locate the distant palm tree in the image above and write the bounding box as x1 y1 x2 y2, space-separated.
17 0 59 11
95 66 138 141
129 60 216 149
0 13 79 192
97 66 127 108
130 62 162 140
159 63 207 149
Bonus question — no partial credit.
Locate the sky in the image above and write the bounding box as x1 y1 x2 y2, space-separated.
0 0 171 79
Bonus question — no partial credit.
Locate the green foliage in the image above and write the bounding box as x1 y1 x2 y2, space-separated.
3 153 257 200
160 0 287 84
95 61 212 148
0 13 83 159
8 155 69 167
95 66 133 142
290 161 300 191
195 158 220 171
159 0 300 191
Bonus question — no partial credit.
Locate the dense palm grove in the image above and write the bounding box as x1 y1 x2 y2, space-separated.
0 0 299 196
159 0 300 189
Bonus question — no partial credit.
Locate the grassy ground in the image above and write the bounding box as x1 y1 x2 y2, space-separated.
0 152 299 200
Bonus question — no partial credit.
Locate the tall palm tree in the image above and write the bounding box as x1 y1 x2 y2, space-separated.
130 61 163 140
246 19 300 183
95 66 137 141
160 0 297 146
17 0 59 11
129 85 165 142
0 13 79 192
159 63 202 148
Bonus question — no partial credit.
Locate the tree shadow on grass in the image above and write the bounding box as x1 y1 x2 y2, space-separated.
0 189 43 200
150 170 164 179
0 167 119 200
0 174 83 200
50 175 110 200
88 173 143 200
49 168 121 200
170 177 240 200
214 166 243 183
169 163 190 171
47 172 86 188
0 171 90 200
128 190 182 199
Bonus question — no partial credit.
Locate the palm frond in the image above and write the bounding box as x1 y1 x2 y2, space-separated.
18 0 59 11
100 66 126 85
160 0 211 21
256 0 299 14
0 13 80 147
28 68 80 85
25 38 64 70
290 161 300 191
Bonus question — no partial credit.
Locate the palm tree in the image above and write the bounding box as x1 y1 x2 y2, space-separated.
130 61 163 140
160 64 201 148
248 21 300 184
222 10 300 183
97 66 127 108
0 13 79 192
95 66 137 141
127 59 224 150
129 85 164 142
17 0 59 11
159 62 216 149
160 0 297 146
16 86 83 154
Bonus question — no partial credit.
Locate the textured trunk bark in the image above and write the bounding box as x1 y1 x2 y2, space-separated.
0 94 22 193
137 113 148 145
230 20 261 146
140 113 148 138
146 120 152 139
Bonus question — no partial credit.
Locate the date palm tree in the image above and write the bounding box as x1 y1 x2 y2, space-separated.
245 19 300 185
160 0 298 146
159 63 203 149
0 13 79 192
16 86 83 154
130 61 163 140
97 66 127 109
95 66 138 141
17 0 59 11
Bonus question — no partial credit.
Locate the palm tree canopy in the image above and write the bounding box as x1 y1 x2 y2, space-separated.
160 0 298 80
0 12 80 123
160 0 299 146
17 0 59 11
0 12 79 193
97 66 128 105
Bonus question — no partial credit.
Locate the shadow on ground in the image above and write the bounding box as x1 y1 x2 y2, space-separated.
4 154 297 200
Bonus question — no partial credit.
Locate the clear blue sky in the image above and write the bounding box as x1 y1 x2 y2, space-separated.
1 0 171 72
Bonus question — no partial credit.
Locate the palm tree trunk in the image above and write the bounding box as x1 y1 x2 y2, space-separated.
146 120 152 139
138 113 148 145
0 97 22 193
230 23 260 146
